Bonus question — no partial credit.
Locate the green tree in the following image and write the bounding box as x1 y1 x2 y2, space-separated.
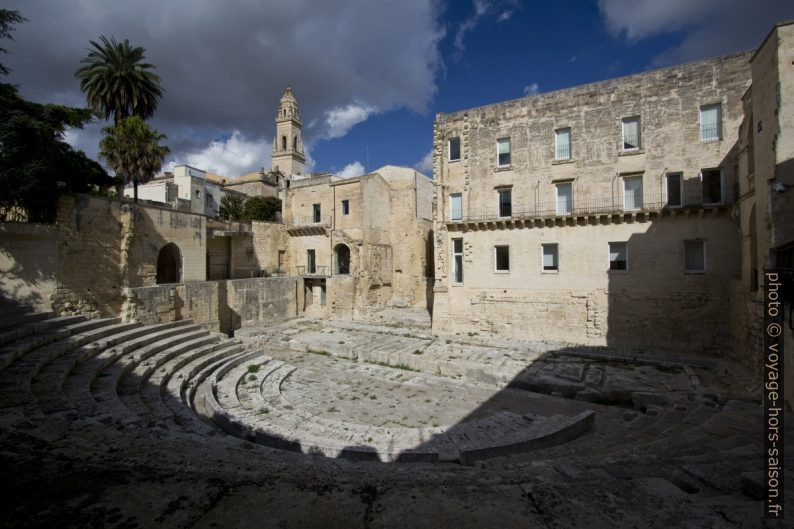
75 35 164 124
241 196 281 222
99 116 170 202
0 10 111 221
0 83 112 221
0 9 25 75
218 193 245 221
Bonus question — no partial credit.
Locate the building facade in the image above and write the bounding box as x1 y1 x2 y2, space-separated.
279 165 433 319
431 51 754 354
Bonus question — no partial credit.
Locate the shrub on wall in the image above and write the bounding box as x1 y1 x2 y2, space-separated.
241 196 281 222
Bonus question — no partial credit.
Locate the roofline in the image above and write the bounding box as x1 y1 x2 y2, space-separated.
438 49 754 120
750 19 794 63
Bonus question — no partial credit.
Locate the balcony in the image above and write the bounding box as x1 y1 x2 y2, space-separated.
286 215 331 235
445 188 735 228
294 265 330 277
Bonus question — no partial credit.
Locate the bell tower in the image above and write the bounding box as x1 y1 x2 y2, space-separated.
272 85 306 176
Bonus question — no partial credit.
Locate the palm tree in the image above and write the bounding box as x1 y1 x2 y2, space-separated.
75 35 164 123
99 116 170 202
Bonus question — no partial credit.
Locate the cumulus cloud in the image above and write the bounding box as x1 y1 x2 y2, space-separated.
523 83 540 96
4 0 445 170
164 131 271 177
323 103 376 139
414 149 433 175
598 0 794 64
335 161 366 179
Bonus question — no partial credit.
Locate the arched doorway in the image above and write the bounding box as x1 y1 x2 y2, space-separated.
334 244 350 275
156 243 182 284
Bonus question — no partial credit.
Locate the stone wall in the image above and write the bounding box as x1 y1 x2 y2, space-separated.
433 214 740 354
1 194 211 318
0 222 58 310
52 195 127 317
250 221 288 274
124 276 300 334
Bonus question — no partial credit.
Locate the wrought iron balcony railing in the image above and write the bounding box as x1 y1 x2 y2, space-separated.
445 188 735 224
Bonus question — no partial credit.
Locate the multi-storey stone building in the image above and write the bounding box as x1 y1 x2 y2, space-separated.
280 165 433 319
431 51 755 353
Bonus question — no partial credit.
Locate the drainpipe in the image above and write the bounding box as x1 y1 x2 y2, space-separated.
611 172 620 210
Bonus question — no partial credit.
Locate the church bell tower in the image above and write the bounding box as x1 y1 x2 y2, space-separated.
271 86 306 177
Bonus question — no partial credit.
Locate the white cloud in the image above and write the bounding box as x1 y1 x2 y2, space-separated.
523 83 540 96
498 10 513 22
335 161 366 179
414 149 434 175
454 1 492 54
323 103 377 139
167 131 271 177
5 0 446 169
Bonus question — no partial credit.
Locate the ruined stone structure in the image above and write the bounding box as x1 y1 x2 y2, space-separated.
279 165 433 320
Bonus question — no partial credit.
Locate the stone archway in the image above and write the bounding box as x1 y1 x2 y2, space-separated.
156 243 182 284
334 244 350 275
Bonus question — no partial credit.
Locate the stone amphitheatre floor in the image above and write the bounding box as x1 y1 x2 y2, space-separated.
0 308 791 528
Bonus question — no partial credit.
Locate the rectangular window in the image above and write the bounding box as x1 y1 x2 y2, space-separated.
452 238 463 283
312 203 321 223
341 199 349 215
495 245 510 272
700 104 721 141
609 242 628 271
701 169 722 204
450 193 462 221
666 173 682 207
307 249 316 274
555 128 571 160
556 183 573 215
685 240 706 273
542 244 558 272
448 137 461 161
278 250 285 270
497 137 511 167
498 188 512 218
622 116 641 151
623 175 643 211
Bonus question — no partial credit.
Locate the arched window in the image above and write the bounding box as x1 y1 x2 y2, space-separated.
282 135 287 150
293 136 298 150
334 244 350 275
156 243 182 284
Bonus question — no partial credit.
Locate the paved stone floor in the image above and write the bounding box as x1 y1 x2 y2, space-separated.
0 312 791 528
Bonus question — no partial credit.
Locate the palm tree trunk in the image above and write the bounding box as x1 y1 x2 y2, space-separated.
133 177 138 203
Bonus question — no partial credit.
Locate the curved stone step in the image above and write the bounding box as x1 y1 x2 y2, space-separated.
0 319 131 410
0 311 55 336
34 320 194 409
61 324 205 418
0 315 89 370
129 340 238 421
91 331 218 420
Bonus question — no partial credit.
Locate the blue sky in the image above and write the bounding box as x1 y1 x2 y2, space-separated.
5 0 794 179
